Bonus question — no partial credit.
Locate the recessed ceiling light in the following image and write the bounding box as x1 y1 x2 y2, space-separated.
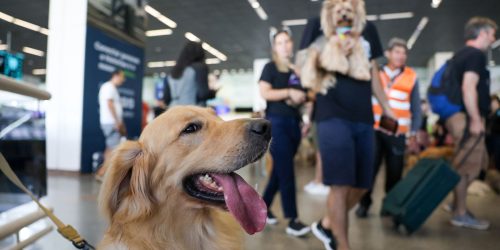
407 17 429 50
431 0 443 8
147 60 176 68
206 58 221 65
144 5 177 28
0 11 49 36
379 12 414 20
282 19 308 26
22 46 45 57
248 0 268 20
185 32 201 42
0 11 14 22
366 15 378 21
146 29 173 37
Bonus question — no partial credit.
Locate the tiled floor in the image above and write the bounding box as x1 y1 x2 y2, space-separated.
8 163 500 250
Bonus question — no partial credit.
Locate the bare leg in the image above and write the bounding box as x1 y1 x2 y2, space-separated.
453 174 473 216
314 152 323 184
347 188 367 210
96 147 112 177
325 185 350 250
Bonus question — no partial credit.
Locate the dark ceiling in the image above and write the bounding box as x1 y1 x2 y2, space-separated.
1 0 500 78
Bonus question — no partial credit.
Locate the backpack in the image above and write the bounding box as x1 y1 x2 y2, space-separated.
427 60 463 120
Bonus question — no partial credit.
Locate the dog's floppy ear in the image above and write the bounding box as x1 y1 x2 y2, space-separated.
98 140 156 223
352 0 366 34
321 0 336 37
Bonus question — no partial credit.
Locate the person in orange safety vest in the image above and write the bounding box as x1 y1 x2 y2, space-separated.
356 38 423 218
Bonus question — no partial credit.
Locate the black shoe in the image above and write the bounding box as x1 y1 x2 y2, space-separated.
355 205 369 218
267 211 278 225
286 219 311 237
311 221 337 250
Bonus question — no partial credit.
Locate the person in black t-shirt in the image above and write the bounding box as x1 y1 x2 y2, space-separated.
444 17 497 231
300 1 396 249
259 30 311 236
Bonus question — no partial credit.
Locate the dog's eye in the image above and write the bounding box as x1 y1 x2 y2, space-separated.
182 122 202 134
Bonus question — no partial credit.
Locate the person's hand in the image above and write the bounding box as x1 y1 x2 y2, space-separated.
469 119 484 136
407 135 420 155
289 88 306 104
116 122 127 136
301 122 312 138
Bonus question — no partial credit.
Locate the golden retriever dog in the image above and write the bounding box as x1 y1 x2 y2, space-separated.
299 0 369 94
98 106 271 250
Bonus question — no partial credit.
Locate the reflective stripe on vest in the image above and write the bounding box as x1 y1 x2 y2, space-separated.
372 67 417 134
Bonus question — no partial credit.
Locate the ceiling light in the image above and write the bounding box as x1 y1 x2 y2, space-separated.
145 5 177 28
39 28 49 36
282 19 308 27
13 19 40 32
431 0 442 8
146 29 172 37
32 69 46 75
184 32 228 61
0 44 7 50
366 15 378 21
22 46 45 57
407 17 429 50
147 60 176 68
379 12 414 20
0 11 49 36
248 0 268 21
202 42 227 61
185 32 201 42
205 58 221 65
0 11 14 22
255 7 268 20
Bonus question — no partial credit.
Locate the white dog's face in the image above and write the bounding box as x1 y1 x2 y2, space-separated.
332 1 355 28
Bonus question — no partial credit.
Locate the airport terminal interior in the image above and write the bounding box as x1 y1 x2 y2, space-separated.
0 0 500 249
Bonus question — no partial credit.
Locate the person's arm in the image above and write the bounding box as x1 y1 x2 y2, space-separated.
371 61 396 119
259 81 305 104
259 81 290 101
462 71 483 135
107 99 125 135
409 81 423 134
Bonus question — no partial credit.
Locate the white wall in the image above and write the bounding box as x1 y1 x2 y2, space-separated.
216 71 256 109
45 0 88 171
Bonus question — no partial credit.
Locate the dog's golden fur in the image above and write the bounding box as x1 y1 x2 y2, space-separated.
299 0 370 94
98 106 269 250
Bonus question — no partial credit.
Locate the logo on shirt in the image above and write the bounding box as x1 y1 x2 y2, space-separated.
288 73 301 87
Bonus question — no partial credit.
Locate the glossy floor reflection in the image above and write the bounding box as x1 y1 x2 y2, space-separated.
22 163 500 250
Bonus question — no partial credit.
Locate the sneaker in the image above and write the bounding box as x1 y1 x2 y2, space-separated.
451 213 490 230
267 211 278 225
304 181 330 196
311 221 337 250
286 219 311 237
355 205 369 218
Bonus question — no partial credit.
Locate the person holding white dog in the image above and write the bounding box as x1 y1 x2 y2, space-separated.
299 0 395 249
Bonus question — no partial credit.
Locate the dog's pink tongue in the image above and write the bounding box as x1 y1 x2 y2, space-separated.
211 173 267 235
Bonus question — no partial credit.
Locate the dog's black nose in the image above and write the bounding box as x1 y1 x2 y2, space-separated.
249 119 271 140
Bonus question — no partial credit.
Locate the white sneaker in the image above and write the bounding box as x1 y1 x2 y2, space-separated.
304 181 330 196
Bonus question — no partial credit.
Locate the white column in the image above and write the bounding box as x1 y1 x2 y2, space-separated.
253 58 269 112
45 0 88 171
